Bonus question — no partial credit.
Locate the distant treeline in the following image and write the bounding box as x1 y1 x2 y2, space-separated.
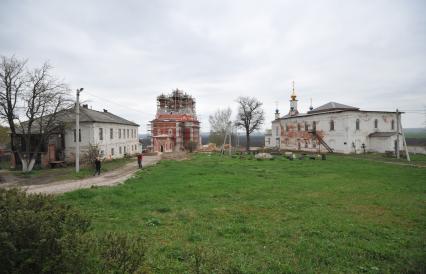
139 132 266 148
139 128 426 148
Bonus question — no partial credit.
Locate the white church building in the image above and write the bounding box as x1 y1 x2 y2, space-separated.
266 85 401 154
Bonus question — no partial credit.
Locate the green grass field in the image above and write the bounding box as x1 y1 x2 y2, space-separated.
59 154 426 273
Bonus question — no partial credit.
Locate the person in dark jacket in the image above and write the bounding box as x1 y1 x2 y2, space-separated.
137 153 143 169
93 156 101 176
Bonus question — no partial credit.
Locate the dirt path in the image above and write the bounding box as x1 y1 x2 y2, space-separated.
25 156 160 195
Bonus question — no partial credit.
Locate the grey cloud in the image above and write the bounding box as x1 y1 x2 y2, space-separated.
1 0 425 131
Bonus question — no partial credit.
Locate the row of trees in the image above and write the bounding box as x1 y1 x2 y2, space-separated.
209 96 265 151
0 55 71 172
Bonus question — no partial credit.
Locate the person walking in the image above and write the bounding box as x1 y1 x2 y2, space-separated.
137 153 143 169
93 156 101 176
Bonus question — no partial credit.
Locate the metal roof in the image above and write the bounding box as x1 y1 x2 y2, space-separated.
56 106 139 126
307 102 359 114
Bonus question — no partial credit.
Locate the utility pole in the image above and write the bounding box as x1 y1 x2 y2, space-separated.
236 130 239 153
229 126 232 156
399 114 411 162
76 88 83 172
396 109 400 159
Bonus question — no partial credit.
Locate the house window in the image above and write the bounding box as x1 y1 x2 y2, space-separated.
127 129 129 138
305 140 308 148
297 123 301 131
305 122 308 131
330 120 335 131
285 124 289 131
124 146 126 154
168 129 173 136
356 119 360 130
391 120 395 130
110 128 113 139
73 129 81 142
111 148 114 156
118 129 121 139
275 127 279 136
119 146 122 154
313 121 316 131
100 150 104 157
312 139 316 148
99 128 103 140
374 119 378 129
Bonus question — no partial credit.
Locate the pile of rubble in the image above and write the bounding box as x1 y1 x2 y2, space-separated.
161 151 189 161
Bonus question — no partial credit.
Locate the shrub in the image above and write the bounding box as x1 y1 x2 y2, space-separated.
0 189 153 273
82 144 100 166
189 245 244 274
0 188 91 274
94 232 149 273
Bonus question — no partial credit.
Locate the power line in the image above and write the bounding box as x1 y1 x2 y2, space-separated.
82 90 154 117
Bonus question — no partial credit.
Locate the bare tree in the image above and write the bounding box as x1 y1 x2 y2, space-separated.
208 107 232 146
0 56 26 161
0 56 70 172
235 96 265 152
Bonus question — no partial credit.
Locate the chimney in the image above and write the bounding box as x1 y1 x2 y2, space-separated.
82 104 88 109
103 109 108 113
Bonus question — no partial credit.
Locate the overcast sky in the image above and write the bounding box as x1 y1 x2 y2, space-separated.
1 0 425 132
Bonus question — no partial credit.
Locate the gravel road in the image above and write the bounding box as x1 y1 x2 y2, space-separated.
25 156 160 195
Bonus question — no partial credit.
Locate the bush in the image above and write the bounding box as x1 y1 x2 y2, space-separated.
0 189 153 274
188 245 244 274
94 232 149 273
0 188 91 274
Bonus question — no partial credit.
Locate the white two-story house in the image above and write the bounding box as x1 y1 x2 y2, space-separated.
62 104 140 161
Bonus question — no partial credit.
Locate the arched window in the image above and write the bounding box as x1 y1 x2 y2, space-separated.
313 121 316 131
330 120 335 131
374 119 378 129
356 119 360 130
391 120 395 130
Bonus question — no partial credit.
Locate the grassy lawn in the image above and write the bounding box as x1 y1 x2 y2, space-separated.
13 157 134 184
347 152 426 166
59 154 426 273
